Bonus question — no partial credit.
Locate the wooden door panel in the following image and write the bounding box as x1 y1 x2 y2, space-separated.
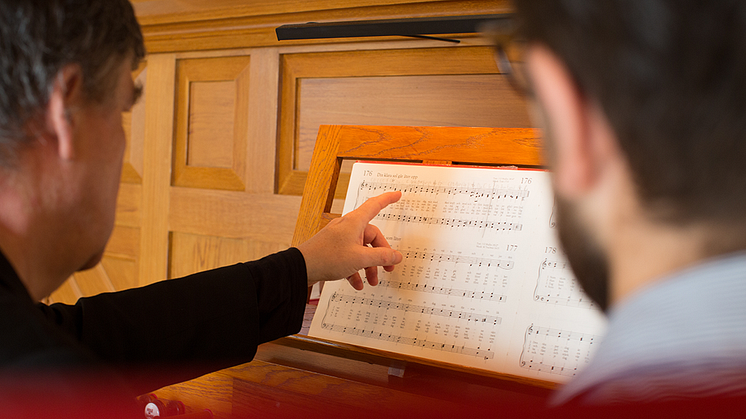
172 55 251 191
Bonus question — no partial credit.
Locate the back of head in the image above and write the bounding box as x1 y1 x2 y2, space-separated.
0 0 145 165
515 0 746 227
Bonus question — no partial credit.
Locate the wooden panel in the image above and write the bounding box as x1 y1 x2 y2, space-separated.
121 64 147 184
100 256 138 292
169 233 247 278
297 74 531 172
173 55 250 191
49 278 82 305
104 225 141 259
245 48 280 194
168 188 300 241
187 81 235 168
278 46 525 196
114 183 142 227
169 232 288 279
53 254 138 302
140 54 177 287
72 264 116 297
102 225 141 291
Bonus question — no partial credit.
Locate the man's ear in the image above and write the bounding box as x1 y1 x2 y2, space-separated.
526 45 597 198
46 64 84 161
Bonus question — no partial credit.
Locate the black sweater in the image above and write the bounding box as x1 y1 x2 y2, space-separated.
0 248 307 418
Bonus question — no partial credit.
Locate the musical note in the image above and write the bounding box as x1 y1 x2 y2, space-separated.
329 292 503 326
378 279 508 302
357 180 530 201
320 322 495 359
533 258 596 309
519 324 599 376
400 250 514 269
373 214 523 232
309 162 606 382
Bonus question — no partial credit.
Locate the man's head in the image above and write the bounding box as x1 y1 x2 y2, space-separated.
0 0 145 164
515 0 746 223
0 0 144 299
506 0 746 309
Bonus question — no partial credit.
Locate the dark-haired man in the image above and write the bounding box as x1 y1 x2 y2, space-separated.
0 0 400 416
507 0 746 406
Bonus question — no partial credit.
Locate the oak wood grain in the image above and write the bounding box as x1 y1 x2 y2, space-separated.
114 183 142 228
172 55 250 191
277 46 531 196
168 188 301 241
139 54 176 286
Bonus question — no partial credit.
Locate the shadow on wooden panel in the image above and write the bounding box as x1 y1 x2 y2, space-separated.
101 256 138 292
49 279 81 305
48 226 140 303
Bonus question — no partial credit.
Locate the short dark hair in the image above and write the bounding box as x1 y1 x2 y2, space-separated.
515 0 746 225
0 0 145 164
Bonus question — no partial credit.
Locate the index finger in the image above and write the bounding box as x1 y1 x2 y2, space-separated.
346 191 402 224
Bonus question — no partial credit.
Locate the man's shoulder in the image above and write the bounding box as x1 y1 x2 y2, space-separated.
0 292 93 369
572 362 746 405
555 253 746 405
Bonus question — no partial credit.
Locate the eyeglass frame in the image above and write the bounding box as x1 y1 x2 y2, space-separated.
481 17 532 96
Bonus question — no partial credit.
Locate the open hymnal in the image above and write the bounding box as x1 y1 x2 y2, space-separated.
309 162 606 384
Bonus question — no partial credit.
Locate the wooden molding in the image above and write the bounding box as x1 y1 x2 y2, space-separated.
137 1 512 53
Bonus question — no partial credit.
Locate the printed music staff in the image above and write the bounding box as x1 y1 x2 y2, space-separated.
310 162 606 383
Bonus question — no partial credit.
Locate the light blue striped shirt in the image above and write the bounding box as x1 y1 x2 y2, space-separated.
553 252 746 405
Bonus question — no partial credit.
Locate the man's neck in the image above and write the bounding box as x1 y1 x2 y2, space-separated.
608 216 737 308
0 177 70 301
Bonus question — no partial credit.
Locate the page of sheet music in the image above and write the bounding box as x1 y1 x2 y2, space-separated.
309 162 606 383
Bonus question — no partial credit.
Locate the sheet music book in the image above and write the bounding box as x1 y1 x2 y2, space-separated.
309 162 606 384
